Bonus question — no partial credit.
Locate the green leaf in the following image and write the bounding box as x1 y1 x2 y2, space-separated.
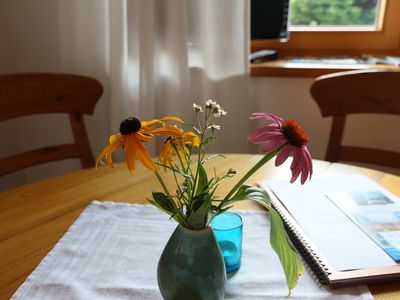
183 178 192 194
221 184 304 292
269 207 304 293
181 122 194 127
149 193 187 227
221 184 271 208
187 193 211 229
151 192 176 213
203 154 225 164
200 136 216 146
155 163 192 179
208 205 233 225
195 164 209 196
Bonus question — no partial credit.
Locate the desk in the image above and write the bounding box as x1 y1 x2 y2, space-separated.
1 154 399 299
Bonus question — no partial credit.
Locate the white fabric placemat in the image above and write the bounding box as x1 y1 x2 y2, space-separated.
12 201 372 300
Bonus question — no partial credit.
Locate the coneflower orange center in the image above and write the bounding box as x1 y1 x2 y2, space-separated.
120 117 142 135
282 119 309 147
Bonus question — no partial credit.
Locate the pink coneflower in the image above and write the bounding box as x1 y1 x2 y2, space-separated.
248 113 313 184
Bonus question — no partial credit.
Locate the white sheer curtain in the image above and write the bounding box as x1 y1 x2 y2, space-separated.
0 0 251 189
104 0 251 151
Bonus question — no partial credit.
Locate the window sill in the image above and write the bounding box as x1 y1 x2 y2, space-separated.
250 60 400 78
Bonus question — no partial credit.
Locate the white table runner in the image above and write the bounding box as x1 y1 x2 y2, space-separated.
12 201 372 300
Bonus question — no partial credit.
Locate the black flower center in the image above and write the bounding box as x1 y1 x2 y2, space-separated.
282 119 309 148
120 117 142 135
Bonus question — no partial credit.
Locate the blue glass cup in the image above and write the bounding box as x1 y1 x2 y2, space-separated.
211 212 243 273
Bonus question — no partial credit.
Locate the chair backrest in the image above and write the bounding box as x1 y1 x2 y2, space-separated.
310 69 400 170
0 73 103 177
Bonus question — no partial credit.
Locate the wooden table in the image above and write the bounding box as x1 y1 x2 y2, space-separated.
1 154 400 299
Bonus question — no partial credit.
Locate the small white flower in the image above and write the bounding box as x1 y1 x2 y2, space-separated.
205 99 217 108
205 99 227 118
209 124 221 131
193 103 203 112
213 104 227 118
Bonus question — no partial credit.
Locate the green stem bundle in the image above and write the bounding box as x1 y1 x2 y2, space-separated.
220 145 285 206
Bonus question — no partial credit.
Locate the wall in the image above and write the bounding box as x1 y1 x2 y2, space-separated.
251 77 400 162
0 0 110 191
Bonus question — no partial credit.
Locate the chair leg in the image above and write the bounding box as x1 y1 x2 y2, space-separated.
325 116 346 162
69 113 95 168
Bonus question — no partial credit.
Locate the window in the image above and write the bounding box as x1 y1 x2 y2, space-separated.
251 0 400 57
290 0 381 29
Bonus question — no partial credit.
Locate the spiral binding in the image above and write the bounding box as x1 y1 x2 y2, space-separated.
271 200 332 285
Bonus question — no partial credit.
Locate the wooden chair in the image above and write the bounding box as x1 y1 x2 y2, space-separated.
310 69 400 170
0 73 103 177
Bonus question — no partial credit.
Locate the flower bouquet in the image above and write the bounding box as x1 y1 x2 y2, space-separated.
97 100 313 299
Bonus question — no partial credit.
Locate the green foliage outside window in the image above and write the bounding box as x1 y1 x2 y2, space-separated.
290 0 378 26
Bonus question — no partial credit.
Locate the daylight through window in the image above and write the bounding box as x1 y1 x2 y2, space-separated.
290 0 383 30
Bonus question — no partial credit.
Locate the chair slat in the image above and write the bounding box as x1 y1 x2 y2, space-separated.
0 73 103 177
340 146 400 170
69 113 95 168
311 69 400 117
0 73 102 121
311 69 400 172
0 144 80 177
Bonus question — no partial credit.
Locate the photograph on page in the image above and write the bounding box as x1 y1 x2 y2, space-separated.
326 190 400 262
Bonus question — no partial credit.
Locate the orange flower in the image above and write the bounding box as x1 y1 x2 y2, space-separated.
159 131 200 166
97 116 183 174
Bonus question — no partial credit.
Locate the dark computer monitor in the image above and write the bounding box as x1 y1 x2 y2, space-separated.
251 0 290 41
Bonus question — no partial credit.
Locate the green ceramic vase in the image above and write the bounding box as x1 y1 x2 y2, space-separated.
157 225 227 300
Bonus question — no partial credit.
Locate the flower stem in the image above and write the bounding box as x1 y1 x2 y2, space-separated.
154 171 188 226
222 145 284 202
190 110 209 200
154 171 172 199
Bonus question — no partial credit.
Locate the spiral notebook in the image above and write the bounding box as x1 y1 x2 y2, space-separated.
258 175 400 288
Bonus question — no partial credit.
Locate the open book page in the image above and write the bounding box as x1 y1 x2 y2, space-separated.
261 175 398 272
326 189 400 262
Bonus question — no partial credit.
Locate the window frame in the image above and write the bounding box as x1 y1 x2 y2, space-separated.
251 0 400 56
